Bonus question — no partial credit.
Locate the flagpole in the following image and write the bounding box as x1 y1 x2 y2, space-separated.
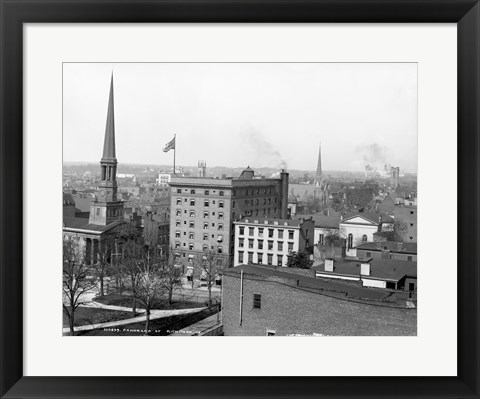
173 134 176 176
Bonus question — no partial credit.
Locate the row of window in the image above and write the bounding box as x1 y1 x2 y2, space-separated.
175 231 223 241
173 251 224 266
175 188 276 197
176 188 225 196
175 198 225 208
238 238 293 252
174 241 223 253
240 188 273 196
238 251 285 266
175 220 224 230
243 197 277 206
239 226 294 240
175 209 224 219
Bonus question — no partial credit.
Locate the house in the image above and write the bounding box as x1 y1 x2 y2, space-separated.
314 258 417 291
339 212 394 254
310 214 341 246
221 264 417 336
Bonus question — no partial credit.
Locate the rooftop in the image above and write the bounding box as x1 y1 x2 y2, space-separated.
313 258 417 282
309 214 341 229
223 264 401 302
341 212 394 225
356 241 417 254
63 217 124 234
235 217 311 227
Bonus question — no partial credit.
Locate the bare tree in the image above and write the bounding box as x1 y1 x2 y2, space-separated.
120 239 143 317
90 243 111 298
161 247 182 305
62 237 97 336
115 222 143 293
134 247 168 335
196 250 222 306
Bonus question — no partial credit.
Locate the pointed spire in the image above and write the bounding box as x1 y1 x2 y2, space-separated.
315 142 322 187
102 73 116 161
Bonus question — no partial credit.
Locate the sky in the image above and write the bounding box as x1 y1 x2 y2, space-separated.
63 63 417 172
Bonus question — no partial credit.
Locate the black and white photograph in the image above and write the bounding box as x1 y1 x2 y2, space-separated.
62 62 417 337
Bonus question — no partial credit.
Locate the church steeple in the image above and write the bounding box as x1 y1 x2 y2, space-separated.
102 74 116 162
314 143 322 187
89 74 123 226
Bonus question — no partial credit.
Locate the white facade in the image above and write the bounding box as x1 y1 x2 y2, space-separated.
233 219 312 267
157 173 172 186
362 278 387 289
340 216 380 254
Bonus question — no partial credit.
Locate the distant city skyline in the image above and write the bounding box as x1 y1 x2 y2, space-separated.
63 63 417 172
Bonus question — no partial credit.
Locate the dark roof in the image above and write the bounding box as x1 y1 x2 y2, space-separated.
342 212 394 225
63 217 123 233
63 193 75 206
72 195 93 212
314 259 417 281
288 193 298 203
356 241 417 254
223 264 393 301
309 214 340 229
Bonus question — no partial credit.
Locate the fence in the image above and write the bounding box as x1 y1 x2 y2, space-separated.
171 293 221 305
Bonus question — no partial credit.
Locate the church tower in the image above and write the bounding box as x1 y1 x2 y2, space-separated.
314 143 323 188
89 75 124 226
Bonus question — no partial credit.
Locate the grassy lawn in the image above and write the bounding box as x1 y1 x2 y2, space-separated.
63 306 133 328
94 293 206 311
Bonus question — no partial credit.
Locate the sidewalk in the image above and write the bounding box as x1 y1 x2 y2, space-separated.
63 306 206 334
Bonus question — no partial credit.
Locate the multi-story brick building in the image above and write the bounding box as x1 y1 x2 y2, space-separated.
142 211 170 257
221 264 417 336
168 167 289 269
233 217 314 267
394 205 417 243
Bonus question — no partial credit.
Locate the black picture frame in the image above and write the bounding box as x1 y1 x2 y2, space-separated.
1 1 479 398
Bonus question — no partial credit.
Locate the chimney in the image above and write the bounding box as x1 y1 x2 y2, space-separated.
360 262 371 276
325 258 334 272
280 169 289 219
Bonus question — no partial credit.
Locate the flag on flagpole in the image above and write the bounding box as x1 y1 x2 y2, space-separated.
163 136 175 153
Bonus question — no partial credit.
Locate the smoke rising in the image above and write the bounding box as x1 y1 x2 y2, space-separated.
357 143 389 169
240 126 288 170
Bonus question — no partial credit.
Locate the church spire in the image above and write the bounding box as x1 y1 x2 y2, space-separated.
89 74 123 226
102 74 116 162
314 142 322 187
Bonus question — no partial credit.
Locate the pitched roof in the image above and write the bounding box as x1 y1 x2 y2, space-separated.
309 214 340 229
342 212 394 225
63 217 123 233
